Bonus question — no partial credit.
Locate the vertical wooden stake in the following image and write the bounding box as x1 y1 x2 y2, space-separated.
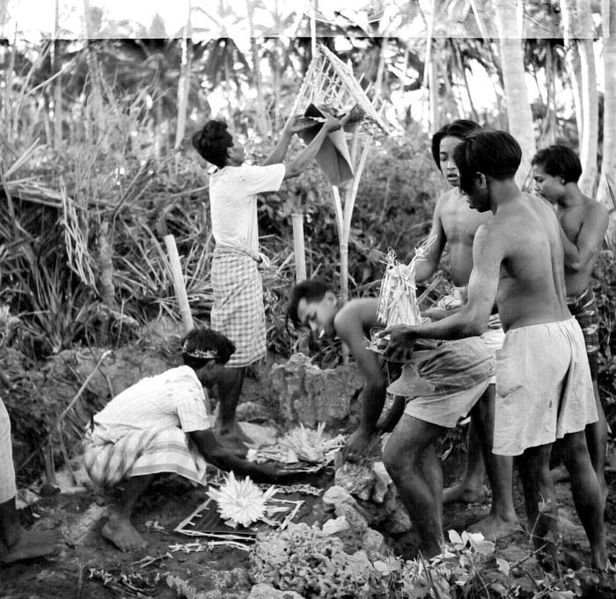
164 234 194 334
292 212 307 283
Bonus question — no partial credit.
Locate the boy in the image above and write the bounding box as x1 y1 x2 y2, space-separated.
532 145 609 498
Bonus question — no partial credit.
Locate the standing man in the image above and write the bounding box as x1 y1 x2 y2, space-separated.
532 145 609 499
379 130 606 570
192 115 341 454
416 119 517 538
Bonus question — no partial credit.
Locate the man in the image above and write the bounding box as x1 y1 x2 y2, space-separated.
532 145 609 498
416 119 517 538
380 130 606 570
84 327 288 553
1 397 58 564
191 114 341 454
286 279 494 558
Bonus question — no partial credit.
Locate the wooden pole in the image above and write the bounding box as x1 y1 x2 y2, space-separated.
292 212 307 283
164 234 194 333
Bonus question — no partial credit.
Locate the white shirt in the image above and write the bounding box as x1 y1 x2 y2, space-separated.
209 163 285 253
91 366 211 443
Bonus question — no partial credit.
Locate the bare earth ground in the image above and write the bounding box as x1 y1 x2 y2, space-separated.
2 458 616 598
2 361 616 598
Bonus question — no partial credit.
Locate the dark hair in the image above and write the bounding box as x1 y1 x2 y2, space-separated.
531 144 582 183
286 278 331 328
431 119 482 168
453 130 522 194
192 120 233 168
181 326 235 370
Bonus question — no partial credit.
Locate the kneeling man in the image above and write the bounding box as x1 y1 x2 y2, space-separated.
84 327 282 552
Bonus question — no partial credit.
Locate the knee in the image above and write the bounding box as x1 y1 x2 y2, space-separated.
561 433 591 466
383 436 417 482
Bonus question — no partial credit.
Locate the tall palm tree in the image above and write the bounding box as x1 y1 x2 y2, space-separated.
562 0 599 195
598 0 616 239
492 0 536 188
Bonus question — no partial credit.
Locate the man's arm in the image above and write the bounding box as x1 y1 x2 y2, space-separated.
559 203 608 272
188 429 284 483
414 197 447 284
336 309 387 461
283 114 342 179
380 225 501 358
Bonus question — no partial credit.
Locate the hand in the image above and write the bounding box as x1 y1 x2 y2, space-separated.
376 325 418 362
342 428 378 463
323 113 342 133
283 115 317 135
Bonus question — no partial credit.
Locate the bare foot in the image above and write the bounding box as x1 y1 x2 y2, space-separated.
443 483 486 505
217 430 250 458
101 514 146 552
0 530 59 564
468 514 520 540
217 421 253 445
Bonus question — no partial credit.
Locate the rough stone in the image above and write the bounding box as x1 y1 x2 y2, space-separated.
371 461 393 504
322 485 356 509
334 461 376 501
248 583 305 598
362 529 387 557
271 354 361 427
322 516 350 535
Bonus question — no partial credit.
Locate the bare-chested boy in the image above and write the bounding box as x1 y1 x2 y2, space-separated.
286 279 495 558
416 120 517 537
380 130 606 570
532 145 609 499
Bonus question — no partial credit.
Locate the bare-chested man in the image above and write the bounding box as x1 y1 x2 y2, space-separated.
380 130 606 570
415 120 517 537
286 279 494 558
532 145 609 499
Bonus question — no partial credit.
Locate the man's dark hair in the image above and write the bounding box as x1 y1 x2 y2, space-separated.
286 278 331 328
431 119 482 169
181 326 235 370
454 130 522 194
531 144 582 184
192 120 233 168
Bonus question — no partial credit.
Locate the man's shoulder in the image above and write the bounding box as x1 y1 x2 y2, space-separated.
335 298 378 337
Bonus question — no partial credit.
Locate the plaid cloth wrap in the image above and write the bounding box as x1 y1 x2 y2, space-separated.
83 426 209 488
0 398 17 503
211 247 266 367
567 287 599 377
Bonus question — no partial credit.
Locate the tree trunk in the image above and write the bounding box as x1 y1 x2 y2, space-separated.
175 1 192 150
492 0 536 189
598 0 616 242
562 0 599 196
52 0 62 149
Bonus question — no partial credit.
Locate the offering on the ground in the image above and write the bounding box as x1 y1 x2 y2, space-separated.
206 472 277 528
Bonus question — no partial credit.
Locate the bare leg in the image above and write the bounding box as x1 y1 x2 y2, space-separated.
443 386 492 505
516 444 559 565
468 387 519 538
561 430 607 570
101 475 153 552
383 414 445 559
585 376 608 505
377 396 406 433
0 497 58 564
215 366 251 455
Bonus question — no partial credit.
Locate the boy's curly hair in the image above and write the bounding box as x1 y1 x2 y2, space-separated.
181 326 236 370
192 120 233 168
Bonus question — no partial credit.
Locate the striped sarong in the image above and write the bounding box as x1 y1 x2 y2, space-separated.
84 427 209 488
0 398 17 503
567 287 599 378
211 247 266 367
